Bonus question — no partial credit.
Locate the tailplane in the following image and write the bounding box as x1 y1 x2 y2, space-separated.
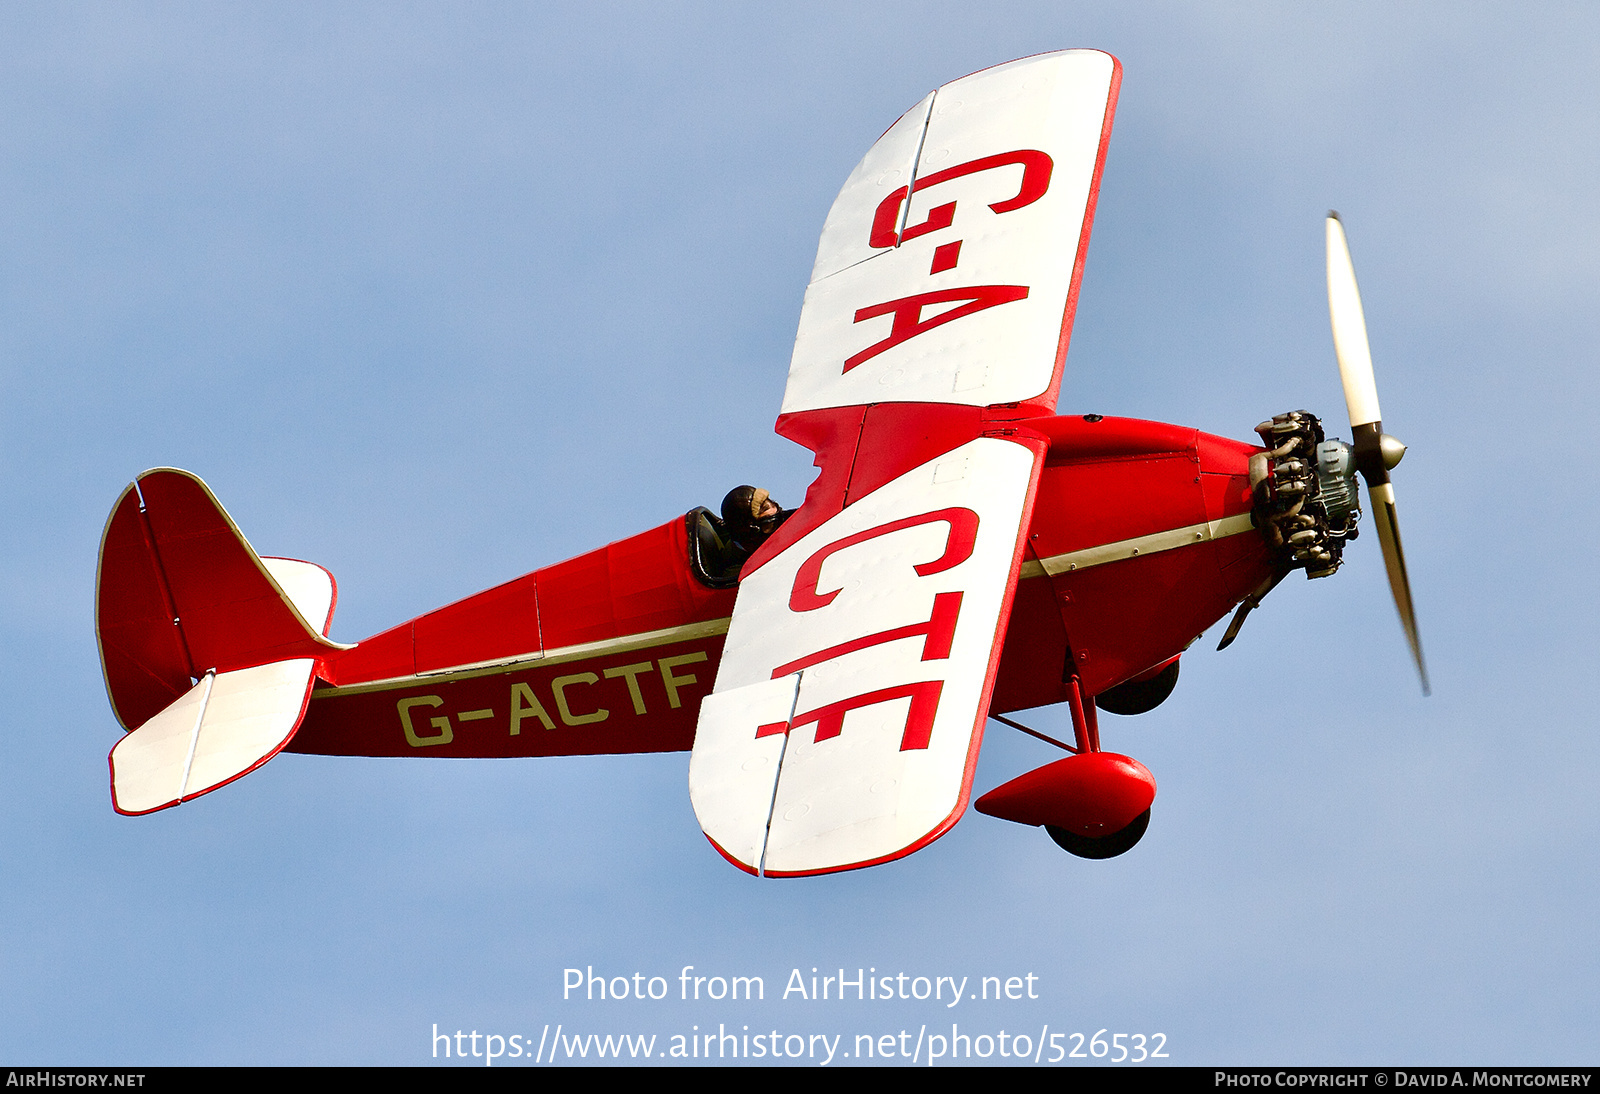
95 469 347 814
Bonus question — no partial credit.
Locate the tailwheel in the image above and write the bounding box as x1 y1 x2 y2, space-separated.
1047 809 1151 859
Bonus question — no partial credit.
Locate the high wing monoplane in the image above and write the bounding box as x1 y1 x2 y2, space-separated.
95 51 1425 876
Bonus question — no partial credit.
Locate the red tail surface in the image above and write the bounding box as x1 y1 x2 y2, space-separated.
96 469 342 731
97 469 348 814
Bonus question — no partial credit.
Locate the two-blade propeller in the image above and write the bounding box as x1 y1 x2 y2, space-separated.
1325 212 1430 695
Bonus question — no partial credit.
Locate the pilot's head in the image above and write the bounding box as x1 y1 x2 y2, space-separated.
722 485 779 531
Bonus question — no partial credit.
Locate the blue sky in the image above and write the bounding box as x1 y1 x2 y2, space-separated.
3 3 1597 1065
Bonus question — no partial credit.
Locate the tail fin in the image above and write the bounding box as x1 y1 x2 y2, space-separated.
96 468 348 814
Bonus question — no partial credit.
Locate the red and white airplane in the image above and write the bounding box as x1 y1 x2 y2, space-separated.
95 51 1425 876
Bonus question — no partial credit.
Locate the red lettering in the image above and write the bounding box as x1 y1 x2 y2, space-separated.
868 150 1054 249
845 285 1028 373
771 591 962 679
760 680 944 752
929 240 962 274
790 508 979 612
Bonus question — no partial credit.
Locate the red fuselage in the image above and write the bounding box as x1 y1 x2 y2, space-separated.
288 415 1272 760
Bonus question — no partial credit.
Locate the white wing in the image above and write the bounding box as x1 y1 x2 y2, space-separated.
689 50 1119 875
784 50 1118 415
689 437 1043 874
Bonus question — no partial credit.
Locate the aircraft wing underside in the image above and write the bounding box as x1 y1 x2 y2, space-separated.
689 51 1118 876
784 49 1119 416
691 435 1045 875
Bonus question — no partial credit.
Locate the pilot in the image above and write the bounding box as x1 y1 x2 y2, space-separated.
720 485 790 562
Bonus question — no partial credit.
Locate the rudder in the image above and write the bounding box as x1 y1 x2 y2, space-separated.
96 468 347 813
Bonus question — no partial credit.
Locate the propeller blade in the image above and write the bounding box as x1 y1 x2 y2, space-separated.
1366 481 1430 695
1326 212 1381 429
1327 212 1429 695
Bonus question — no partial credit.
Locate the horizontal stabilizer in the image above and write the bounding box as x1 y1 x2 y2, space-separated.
97 468 346 814
110 659 318 815
260 557 338 638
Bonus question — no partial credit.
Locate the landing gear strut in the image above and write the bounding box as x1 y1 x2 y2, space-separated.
976 676 1157 860
1054 676 1151 859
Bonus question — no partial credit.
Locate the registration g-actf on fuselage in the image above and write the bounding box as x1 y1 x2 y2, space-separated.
95 51 1426 876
